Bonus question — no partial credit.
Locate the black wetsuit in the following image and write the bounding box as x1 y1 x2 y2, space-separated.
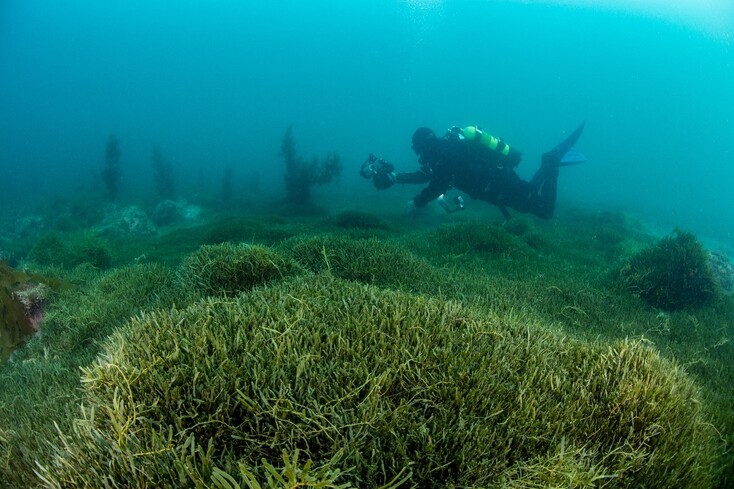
396 136 559 219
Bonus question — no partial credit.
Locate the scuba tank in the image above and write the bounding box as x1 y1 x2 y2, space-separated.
448 126 522 166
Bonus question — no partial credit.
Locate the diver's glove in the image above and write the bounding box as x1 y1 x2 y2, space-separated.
438 194 465 214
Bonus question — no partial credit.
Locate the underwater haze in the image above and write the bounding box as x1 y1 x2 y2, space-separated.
4 2 734 487
1 0 733 243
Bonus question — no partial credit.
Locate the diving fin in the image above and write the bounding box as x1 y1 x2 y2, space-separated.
559 149 587 166
548 121 586 160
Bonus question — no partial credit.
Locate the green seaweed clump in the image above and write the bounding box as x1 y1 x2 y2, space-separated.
202 217 293 246
279 235 433 290
178 242 301 297
28 232 112 269
0 263 181 488
433 221 526 256
281 126 341 207
17 263 179 362
333 210 388 230
620 229 718 310
39 276 721 487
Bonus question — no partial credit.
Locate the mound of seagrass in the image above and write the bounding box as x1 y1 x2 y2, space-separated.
432 221 527 256
620 229 718 310
278 235 433 289
41 276 721 488
18 263 180 360
178 242 301 297
0 263 183 488
333 210 389 230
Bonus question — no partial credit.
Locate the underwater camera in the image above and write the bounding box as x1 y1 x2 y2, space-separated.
360 154 394 180
360 154 396 189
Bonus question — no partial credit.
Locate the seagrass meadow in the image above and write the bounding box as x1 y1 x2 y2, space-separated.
1 205 733 488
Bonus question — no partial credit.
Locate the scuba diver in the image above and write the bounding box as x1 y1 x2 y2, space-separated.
360 122 586 220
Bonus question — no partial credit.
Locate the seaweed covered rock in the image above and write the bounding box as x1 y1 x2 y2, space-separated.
0 262 53 360
41 276 721 488
621 229 718 310
178 242 301 297
95 205 157 237
278 235 433 290
151 199 201 227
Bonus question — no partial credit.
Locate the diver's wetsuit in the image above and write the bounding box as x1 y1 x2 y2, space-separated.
396 135 559 219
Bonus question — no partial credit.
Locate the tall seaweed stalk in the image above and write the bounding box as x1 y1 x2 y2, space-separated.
281 126 341 206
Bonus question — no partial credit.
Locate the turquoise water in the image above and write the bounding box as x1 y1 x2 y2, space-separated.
1 0 732 241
